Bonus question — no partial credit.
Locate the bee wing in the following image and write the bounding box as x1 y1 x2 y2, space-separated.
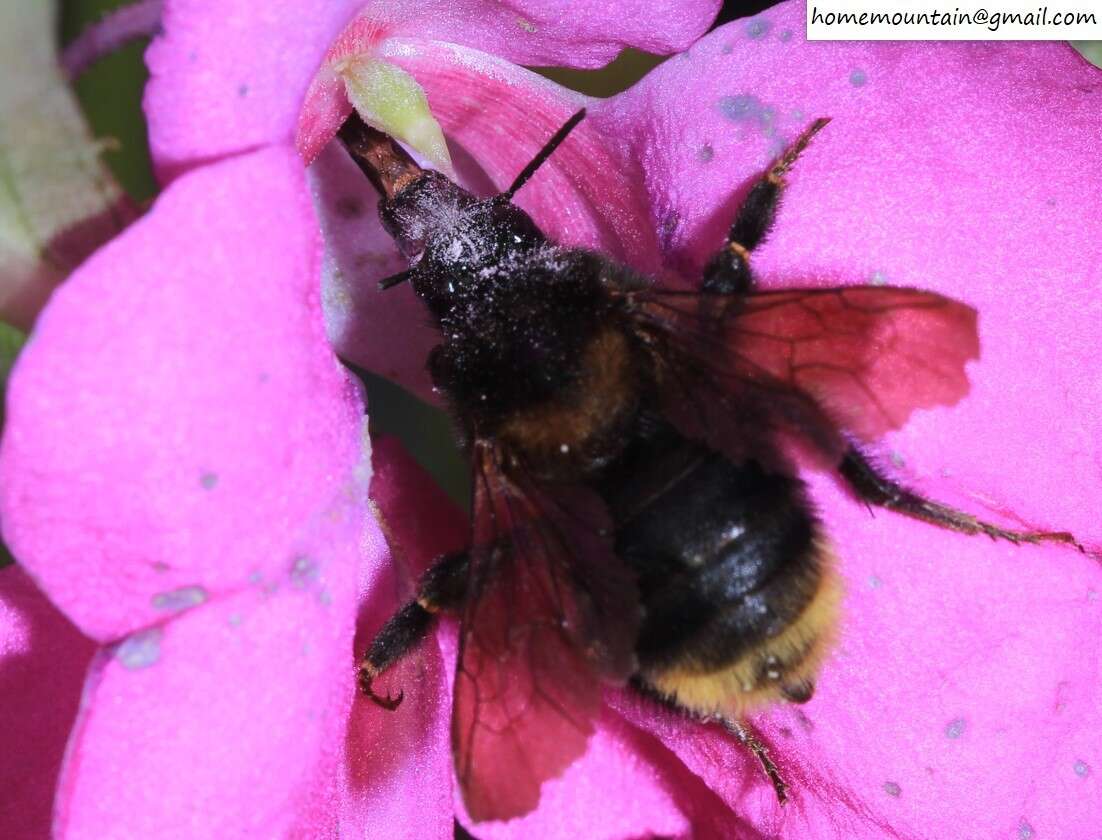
453 441 638 822
629 286 979 456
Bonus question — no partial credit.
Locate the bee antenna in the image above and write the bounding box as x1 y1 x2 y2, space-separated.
377 268 413 291
499 108 587 202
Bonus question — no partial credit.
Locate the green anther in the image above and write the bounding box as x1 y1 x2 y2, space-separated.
337 57 453 176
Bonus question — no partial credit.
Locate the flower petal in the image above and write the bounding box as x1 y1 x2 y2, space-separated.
0 565 96 838
595 4 1102 534
145 0 718 178
53 492 369 839
584 6 1102 833
308 142 438 399
610 491 1102 838
0 146 362 641
338 436 466 840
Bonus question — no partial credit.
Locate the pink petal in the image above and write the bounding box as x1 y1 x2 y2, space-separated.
595 5 1102 536
53 488 369 839
308 143 438 399
0 146 363 642
582 6 1102 835
145 0 718 179
338 436 467 839
337 8 1102 835
0 565 96 838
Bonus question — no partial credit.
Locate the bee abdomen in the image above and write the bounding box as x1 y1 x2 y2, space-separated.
595 421 839 716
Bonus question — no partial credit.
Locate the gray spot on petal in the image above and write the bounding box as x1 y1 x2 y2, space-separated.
868 575 883 589
152 585 208 612
696 144 715 163
889 450 906 469
746 17 771 38
318 589 332 606
228 613 242 627
1075 759 1091 777
883 781 901 797
1018 819 1034 839
290 555 319 589
199 472 219 490
237 84 249 97
115 629 162 670
779 29 793 41
718 94 763 123
870 270 888 286
721 43 734 54
945 717 966 739
850 69 868 87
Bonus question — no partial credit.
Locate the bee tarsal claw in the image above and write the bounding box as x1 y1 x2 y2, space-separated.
358 668 405 711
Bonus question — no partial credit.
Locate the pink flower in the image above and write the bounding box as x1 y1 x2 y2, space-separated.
305 2 1102 837
0 1 716 837
2 1 1100 838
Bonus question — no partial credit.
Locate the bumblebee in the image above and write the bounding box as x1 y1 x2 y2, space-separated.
336 110 1077 821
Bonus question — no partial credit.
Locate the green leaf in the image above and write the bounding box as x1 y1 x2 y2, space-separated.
0 318 25 386
1072 42 1102 68
0 319 25 569
0 0 136 330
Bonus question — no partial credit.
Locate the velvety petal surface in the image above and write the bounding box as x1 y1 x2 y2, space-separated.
327 6 1101 837
579 5 1102 836
145 0 718 178
594 6 1102 539
308 142 438 399
338 437 463 840
0 565 96 838
53 488 367 839
0 147 362 642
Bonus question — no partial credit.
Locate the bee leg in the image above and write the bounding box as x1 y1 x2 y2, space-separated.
839 448 1084 550
359 550 469 710
629 678 790 805
702 117 831 296
723 719 789 805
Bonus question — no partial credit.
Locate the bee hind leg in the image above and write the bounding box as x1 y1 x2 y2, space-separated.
724 719 789 805
359 549 469 710
702 117 831 296
629 678 790 805
839 447 1083 550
